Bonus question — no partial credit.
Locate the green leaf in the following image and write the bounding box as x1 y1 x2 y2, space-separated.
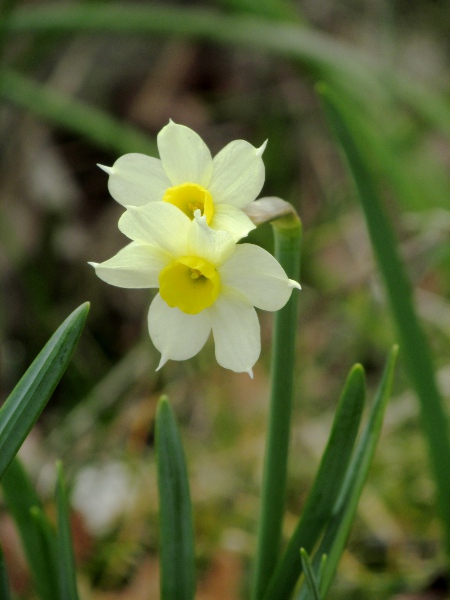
1 458 59 600
0 302 89 482
264 364 365 600
155 396 195 600
320 82 450 562
299 346 398 599
56 462 79 600
0 70 156 156
300 549 322 600
0 545 11 600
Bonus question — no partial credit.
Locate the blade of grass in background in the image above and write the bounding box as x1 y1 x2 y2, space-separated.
56 462 79 600
4 3 450 139
0 69 156 156
1 458 59 600
0 302 89 482
320 81 450 563
300 549 322 600
251 212 301 600
263 364 365 600
156 396 196 600
0 546 11 600
298 346 398 599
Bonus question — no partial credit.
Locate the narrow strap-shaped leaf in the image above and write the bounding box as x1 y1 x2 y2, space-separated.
298 346 398 599
1 457 59 600
320 82 450 561
155 396 195 600
300 549 322 600
0 302 89 481
0 70 156 156
56 462 79 600
264 364 365 600
0 545 11 600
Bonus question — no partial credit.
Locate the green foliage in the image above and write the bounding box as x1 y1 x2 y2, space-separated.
156 396 196 600
320 83 450 562
2 458 59 600
264 364 366 600
0 303 89 482
56 462 80 600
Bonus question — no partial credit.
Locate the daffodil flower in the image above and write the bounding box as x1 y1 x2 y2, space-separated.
98 120 266 241
90 203 300 376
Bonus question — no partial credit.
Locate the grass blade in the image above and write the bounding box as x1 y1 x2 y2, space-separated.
0 70 156 156
56 462 79 600
320 83 450 562
299 346 398 599
1 458 59 600
264 364 365 600
155 396 195 600
0 303 89 482
300 549 322 600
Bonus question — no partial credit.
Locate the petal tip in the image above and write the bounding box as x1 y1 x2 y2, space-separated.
246 368 254 379
97 163 114 175
156 354 169 371
256 140 268 157
87 261 98 268
288 279 301 290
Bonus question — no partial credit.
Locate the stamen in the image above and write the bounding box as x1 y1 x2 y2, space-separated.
191 269 202 280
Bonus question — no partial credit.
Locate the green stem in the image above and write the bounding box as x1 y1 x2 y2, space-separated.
251 213 302 600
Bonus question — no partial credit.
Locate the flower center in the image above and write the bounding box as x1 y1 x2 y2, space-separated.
162 183 214 224
159 256 220 314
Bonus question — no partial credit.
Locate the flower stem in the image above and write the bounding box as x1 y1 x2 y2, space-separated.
251 211 302 600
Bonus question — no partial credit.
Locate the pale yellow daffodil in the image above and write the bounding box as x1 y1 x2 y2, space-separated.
90 203 300 376
98 120 266 241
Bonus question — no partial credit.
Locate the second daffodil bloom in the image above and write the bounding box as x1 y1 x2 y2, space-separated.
90 203 300 376
98 120 266 241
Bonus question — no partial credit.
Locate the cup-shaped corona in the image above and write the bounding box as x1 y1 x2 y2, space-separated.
159 257 220 314
162 183 214 224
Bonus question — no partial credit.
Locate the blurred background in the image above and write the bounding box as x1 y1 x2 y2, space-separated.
1 0 450 597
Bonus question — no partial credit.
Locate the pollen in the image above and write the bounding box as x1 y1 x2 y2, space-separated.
163 183 214 224
159 256 220 314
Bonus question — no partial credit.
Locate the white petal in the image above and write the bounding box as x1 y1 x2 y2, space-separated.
148 293 211 367
206 290 260 374
210 203 256 241
219 243 300 311
102 154 171 207
89 242 172 288
188 211 235 267
208 139 267 209
119 202 189 257
90 242 171 288
157 121 213 187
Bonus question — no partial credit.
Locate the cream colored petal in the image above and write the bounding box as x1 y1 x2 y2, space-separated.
148 293 211 368
210 203 256 242
89 242 170 288
208 140 266 209
119 202 189 257
157 121 213 187
188 212 235 267
206 289 260 375
100 154 170 207
219 243 300 311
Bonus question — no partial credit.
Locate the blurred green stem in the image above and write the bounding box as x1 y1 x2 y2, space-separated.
252 212 302 600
